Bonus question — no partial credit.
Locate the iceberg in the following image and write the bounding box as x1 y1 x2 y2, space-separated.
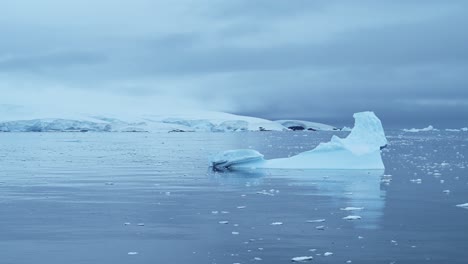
211 111 388 170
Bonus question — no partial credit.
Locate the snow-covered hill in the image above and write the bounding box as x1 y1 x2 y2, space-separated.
0 105 341 133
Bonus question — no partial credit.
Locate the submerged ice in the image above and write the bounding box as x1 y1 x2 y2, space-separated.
211 111 388 170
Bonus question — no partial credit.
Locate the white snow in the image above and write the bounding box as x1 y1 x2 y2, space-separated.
275 120 337 131
402 125 437 132
211 111 387 170
0 105 288 133
291 256 313 262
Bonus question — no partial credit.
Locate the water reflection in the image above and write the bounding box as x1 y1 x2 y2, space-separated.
211 168 386 229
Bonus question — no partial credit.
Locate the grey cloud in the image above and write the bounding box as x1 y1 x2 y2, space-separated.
0 0 467 127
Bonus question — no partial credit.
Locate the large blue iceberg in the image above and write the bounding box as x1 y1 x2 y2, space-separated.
211 111 388 170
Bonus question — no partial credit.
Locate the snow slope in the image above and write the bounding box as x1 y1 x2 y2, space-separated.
0 105 291 132
211 111 388 170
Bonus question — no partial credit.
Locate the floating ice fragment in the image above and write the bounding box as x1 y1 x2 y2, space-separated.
324 252 334 257
456 203 468 208
127 252 138 255
410 179 422 184
291 256 313 262
211 149 264 171
343 215 362 220
340 207 364 211
218 221 229 224
403 125 436 132
306 219 326 223
271 222 283 226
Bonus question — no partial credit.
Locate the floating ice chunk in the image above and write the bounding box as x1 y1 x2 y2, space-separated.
343 215 362 220
340 207 364 211
271 222 283 226
306 219 326 223
291 256 314 262
218 221 229 224
211 149 264 171
456 203 468 208
127 252 138 255
410 179 422 184
211 111 387 170
324 252 334 257
403 125 437 132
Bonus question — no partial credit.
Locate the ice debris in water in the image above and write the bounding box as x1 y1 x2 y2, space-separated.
402 125 437 132
210 111 388 170
456 203 468 208
271 222 283 226
291 256 313 262
343 215 362 220
306 219 326 223
340 207 364 211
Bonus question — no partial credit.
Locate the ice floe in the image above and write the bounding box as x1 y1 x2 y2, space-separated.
211 111 388 170
291 256 313 262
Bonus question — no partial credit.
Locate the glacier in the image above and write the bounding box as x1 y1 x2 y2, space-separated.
211 111 388 170
1 105 344 133
0 108 344 133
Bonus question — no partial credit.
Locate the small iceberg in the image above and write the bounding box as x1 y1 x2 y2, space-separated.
210 111 387 170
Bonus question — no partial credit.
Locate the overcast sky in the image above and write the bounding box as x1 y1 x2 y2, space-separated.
1 0 467 127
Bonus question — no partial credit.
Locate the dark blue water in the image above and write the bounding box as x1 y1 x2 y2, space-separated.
0 131 467 263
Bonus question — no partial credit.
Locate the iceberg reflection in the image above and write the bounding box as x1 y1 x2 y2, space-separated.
211 168 386 230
